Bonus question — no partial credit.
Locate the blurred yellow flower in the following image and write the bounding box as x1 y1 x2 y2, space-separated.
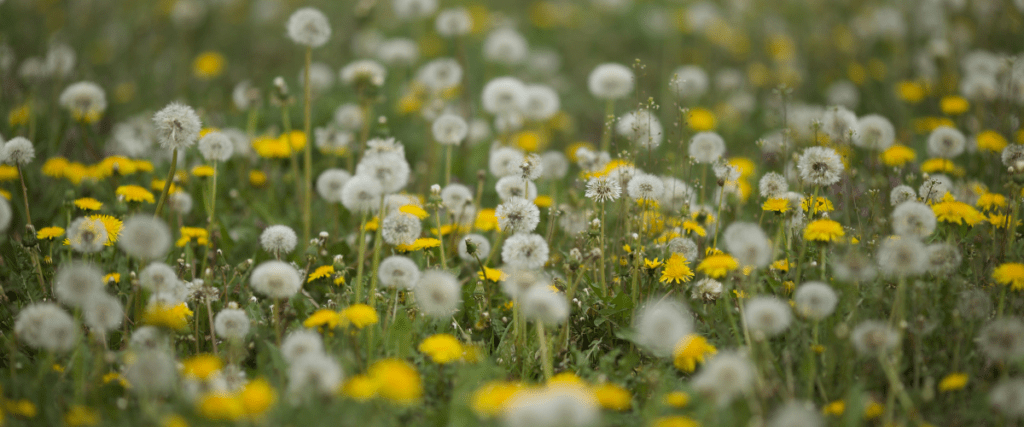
803 219 845 242
932 195 986 226
688 108 717 131
940 96 970 115
896 81 926 103
142 302 193 331
89 215 123 244
938 372 968 392
418 334 463 364
340 304 379 329
663 391 690 408
592 383 631 410
303 309 343 330
652 415 700 427
116 185 155 203
307 265 335 282
697 254 738 278
249 170 268 187
37 226 65 240
471 381 522 417
177 227 209 247
342 374 379 401
74 197 103 210
976 130 1008 153
880 144 916 167
368 358 423 405
191 165 215 177
182 354 222 380
192 51 226 80
993 263 1024 291
64 405 100 427
8 103 30 127
673 334 716 372
399 204 429 219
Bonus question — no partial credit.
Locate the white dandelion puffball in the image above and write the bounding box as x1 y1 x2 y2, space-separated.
891 201 936 238
355 151 411 194
381 211 421 246
692 352 755 407
0 197 11 232
378 255 421 290
15 302 79 353
197 131 234 162
876 236 928 277
340 59 386 87
2 136 35 165
250 260 302 299
743 296 792 338
67 216 107 253
287 7 331 47
83 293 124 333
851 320 899 356
414 270 462 318
282 329 324 363
627 173 664 203
441 183 473 213
118 215 172 261
153 102 202 151
54 261 104 308
140 262 180 294
522 85 560 122
585 175 621 203
521 285 569 325
316 169 352 203
588 63 634 100
927 126 966 159
458 234 490 262
214 308 251 340
260 224 298 256
481 76 528 115
435 7 472 37
688 132 726 164
341 175 383 213
482 28 529 66
889 185 916 206
793 282 838 320
288 352 344 397
633 298 693 357
432 113 468 145
489 146 525 177
125 350 177 396
502 233 549 270
854 114 895 150
669 65 709 99
797 146 844 186
58 81 106 120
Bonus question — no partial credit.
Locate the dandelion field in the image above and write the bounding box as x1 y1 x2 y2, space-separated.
2 0 1024 426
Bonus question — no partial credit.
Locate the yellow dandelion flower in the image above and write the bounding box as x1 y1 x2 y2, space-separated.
5 399 38 417
673 334 717 373
418 334 463 364
696 253 738 278
134 159 154 172
801 196 834 214
181 354 222 380
932 196 986 226
89 214 122 245
116 185 155 204
191 165 215 177
770 259 790 272
729 157 756 178
176 227 209 247
399 204 429 219
653 415 700 427
977 130 1009 153
663 390 690 408
896 80 926 103
535 195 553 208
512 130 543 152
478 267 505 282
142 302 193 331
42 157 70 178
102 372 128 387
938 372 968 392
475 208 498 231
471 381 522 417
822 400 845 416
880 144 916 167
74 197 103 210
682 220 706 237
8 103 30 127
280 131 307 151
803 219 845 242
103 273 120 284
994 263 1024 291
303 309 343 329
64 405 100 427
592 383 631 411
192 51 225 80
920 158 965 177
342 374 379 401
334 275 346 286
977 193 1007 211
396 237 441 252
863 401 884 419
688 108 717 131
249 170 268 186
368 358 423 405
340 304 379 329
762 197 790 213
196 393 245 421
307 265 335 282
239 378 276 417
37 226 65 240
644 257 663 270
0 165 19 181
940 96 970 115
660 254 694 284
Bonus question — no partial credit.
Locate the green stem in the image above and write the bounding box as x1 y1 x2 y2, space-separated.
153 148 179 217
303 47 313 248
354 212 369 303
537 322 552 381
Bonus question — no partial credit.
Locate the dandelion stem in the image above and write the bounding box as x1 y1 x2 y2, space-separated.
302 46 314 249
16 165 33 226
537 322 552 381
153 148 179 218
354 212 369 303
368 196 387 307
444 145 453 185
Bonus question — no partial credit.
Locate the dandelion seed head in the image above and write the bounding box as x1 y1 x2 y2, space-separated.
797 146 844 186
316 169 352 203
282 330 324 364
889 185 917 206
793 282 838 320
118 215 172 261
767 401 823 427
214 308 250 340
588 63 634 100
432 113 468 145
851 320 899 356
496 176 538 202
627 173 664 203
15 302 79 353
521 285 569 325
416 58 463 92
288 352 343 397
990 378 1024 419
197 131 234 162
393 0 438 20
341 175 384 213
440 183 473 213
414 270 461 318
977 318 1024 363
83 293 124 333
125 350 177 396
153 102 202 151
2 136 35 165
381 211 421 246
54 261 104 307
341 59 386 87
482 76 528 115
250 260 302 299
692 352 754 407
501 233 549 269
688 132 726 164
927 126 966 159
821 105 857 142
379 255 421 290
669 65 709 99
758 172 789 198
483 28 528 66
260 225 298 256
918 174 952 203
743 296 792 337
926 243 961 274
67 216 108 253
585 175 621 203
58 81 106 121
617 109 664 149
891 201 936 238
286 7 331 47
854 114 895 150
458 234 490 262
435 7 472 37
522 85 560 122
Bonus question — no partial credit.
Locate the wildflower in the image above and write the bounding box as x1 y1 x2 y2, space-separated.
768 401 823 427
118 215 172 261
3 137 35 164
801 195 834 213
176 227 209 246
471 381 522 417
316 169 352 203
396 237 442 252
588 63 634 100
653 416 700 427
989 378 1024 419
743 297 792 337
83 293 123 333
341 175 383 213
182 354 222 380
976 193 1007 211
939 373 969 392
696 253 739 278
682 220 707 237
197 394 245 421
88 214 122 244
286 7 331 47
8 103 30 127
673 334 717 372
976 130 1008 153
692 352 754 407
644 257 663 270
939 96 970 115
803 219 845 242
143 302 193 331
932 195 987 226
850 320 899 356
192 51 225 79
793 282 838 320
419 334 463 364
340 304 379 328
660 254 694 284
260 224 298 256
153 102 202 150
854 114 895 150
520 285 569 325
927 126 966 158
502 233 549 269
688 108 717 131
822 400 845 416
14 302 79 353
378 255 421 290
214 308 250 340
592 383 631 410
585 175 621 202
59 82 106 123
37 226 64 240
287 353 343 397
368 358 423 405
414 270 461 318
877 236 928 277
627 173 664 202
139 262 180 294
281 330 324 363
634 299 693 357
342 375 379 401
688 132 726 163
770 259 790 272
880 144 916 167
617 109 664 149
303 309 343 330
64 405 100 427
976 318 1024 362
250 261 302 299
66 216 107 253
116 185 155 204
994 263 1024 291
797 146 844 186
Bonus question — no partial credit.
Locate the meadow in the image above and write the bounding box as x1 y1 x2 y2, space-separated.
1 0 1024 426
